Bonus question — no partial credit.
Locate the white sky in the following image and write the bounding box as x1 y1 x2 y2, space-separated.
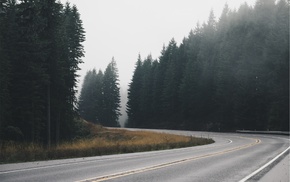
60 0 257 125
60 0 256 89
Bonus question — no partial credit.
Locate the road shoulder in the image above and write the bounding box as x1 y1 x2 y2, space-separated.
257 153 289 182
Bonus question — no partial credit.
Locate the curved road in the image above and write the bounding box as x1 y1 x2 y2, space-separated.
0 130 289 182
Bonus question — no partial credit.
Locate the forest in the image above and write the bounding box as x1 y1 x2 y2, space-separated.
126 0 289 131
0 0 85 145
78 59 121 127
0 0 289 148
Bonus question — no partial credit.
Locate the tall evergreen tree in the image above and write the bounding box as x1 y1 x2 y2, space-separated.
126 55 143 127
162 39 180 125
8 0 50 142
139 55 154 127
179 26 203 129
53 3 85 143
78 69 104 124
94 70 104 123
78 69 98 123
102 58 121 127
78 59 123 128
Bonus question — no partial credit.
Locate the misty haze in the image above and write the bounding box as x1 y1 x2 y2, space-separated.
0 0 289 182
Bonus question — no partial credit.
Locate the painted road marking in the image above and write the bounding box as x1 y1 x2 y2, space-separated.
77 138 260 182
0 136 229 174
0 135 231 175
239 145 290 182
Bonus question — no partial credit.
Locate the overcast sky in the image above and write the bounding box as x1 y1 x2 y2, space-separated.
60 0 256 89
60 0 257 125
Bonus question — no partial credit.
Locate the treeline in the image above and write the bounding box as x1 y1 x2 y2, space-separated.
126 0 289 131
0 0 85 145
78 59 121 127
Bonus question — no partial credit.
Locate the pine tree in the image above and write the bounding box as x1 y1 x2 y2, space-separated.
78 69 98 123
78 69 104 124
94 70 104 123
102 58 121 127
162 39 180 125
126 55 143 127
179 26 203 129
139 55 154 127
54 3 85 142
7 0 50 142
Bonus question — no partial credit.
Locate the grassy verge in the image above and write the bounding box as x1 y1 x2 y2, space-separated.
0 121 214 164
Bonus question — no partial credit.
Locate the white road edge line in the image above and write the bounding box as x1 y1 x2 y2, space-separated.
0 162 82 175
76 138 258 182
239 146 290 182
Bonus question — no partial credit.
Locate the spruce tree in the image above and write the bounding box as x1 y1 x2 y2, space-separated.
162 39 180 125
102 58 121 127
139 55 154 127
78 70 98 123
94 70 104 123
126 55 143 127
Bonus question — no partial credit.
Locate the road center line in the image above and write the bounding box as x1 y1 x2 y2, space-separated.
77 137 260 182
0 135 230 175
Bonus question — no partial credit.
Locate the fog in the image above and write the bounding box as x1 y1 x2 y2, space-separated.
59 0 257 124
119 86 128 127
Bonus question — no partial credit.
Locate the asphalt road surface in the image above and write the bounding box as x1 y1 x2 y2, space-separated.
0 130 289 182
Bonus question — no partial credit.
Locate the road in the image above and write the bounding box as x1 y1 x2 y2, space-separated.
0 130 289 182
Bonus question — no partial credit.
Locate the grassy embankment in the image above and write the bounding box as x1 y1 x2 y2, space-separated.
0 120 214 163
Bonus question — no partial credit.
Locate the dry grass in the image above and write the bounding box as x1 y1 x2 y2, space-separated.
0 122 214 163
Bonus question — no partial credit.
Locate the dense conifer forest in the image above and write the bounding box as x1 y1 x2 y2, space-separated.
126 0 289 131
0 0 85 145
78 59 121 127
1 0 289 147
